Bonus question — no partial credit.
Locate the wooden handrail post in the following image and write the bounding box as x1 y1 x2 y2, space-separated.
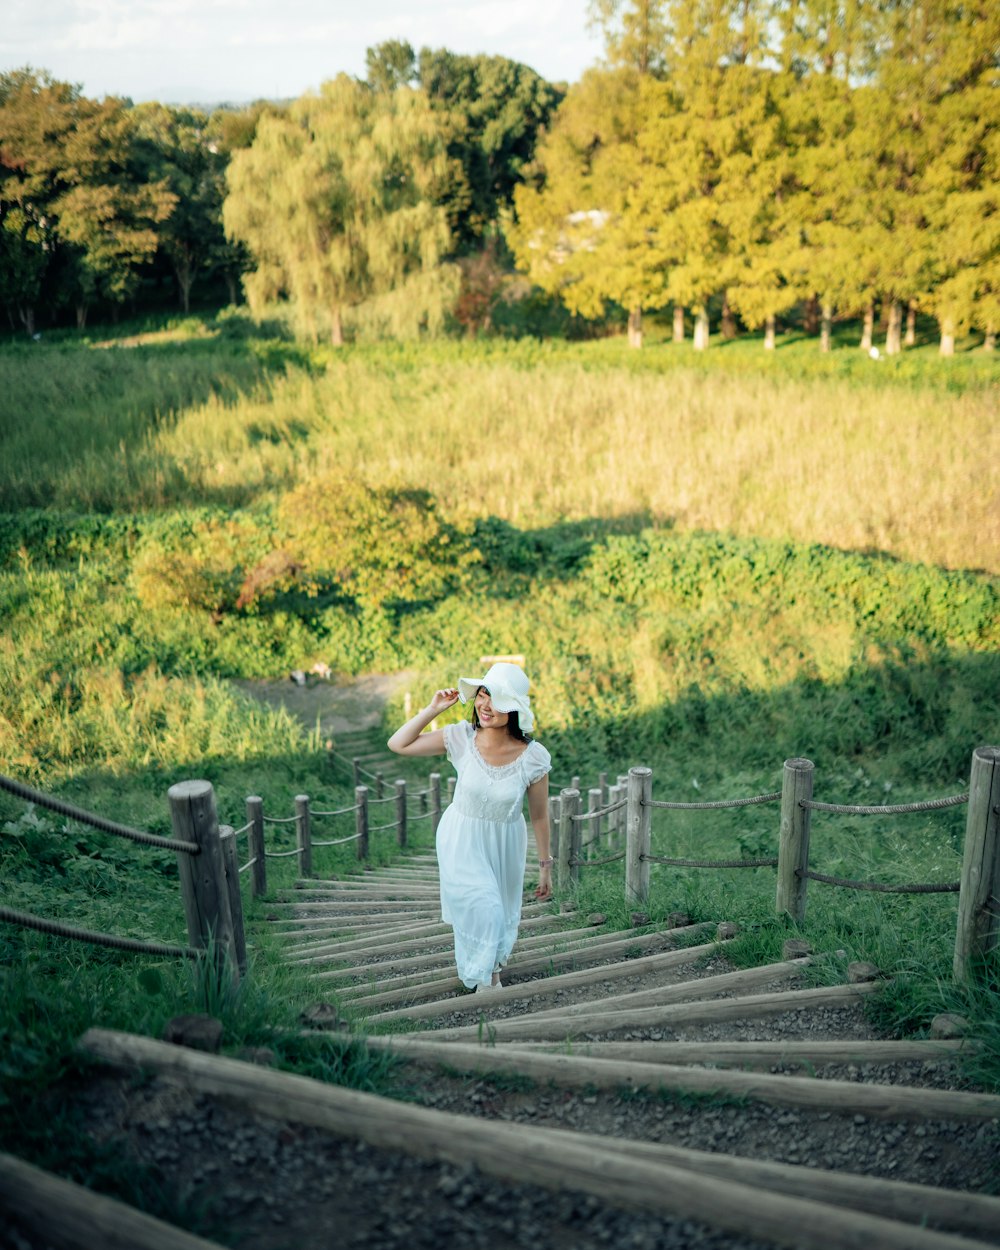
355 785 369 860
169 780 238 983
776 758 814 924
295 794 312 879
599 771 608 806
245 795 267 899
219 827 248 976
376 772 384 800
625 766 652 905
352 757 361 787
446 776 456 805
954 745 1000 982
395 779 408 848
558 788 579 893
589 787 602 854
549 795 561 869
429 772 442 835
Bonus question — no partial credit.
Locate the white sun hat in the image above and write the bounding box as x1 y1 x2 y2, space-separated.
457 662 533 732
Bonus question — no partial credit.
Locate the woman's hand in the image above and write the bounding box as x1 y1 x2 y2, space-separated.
427 688 460 716
535 865 552 901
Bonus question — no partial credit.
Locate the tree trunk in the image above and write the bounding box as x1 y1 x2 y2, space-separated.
884 301 902 355
904 301 917 347
627 306 643 349
860 304 874 352
721 293 736 340
820 302 833 353
331 308 344 346
763 314 776 351
224 271 240 306
174 254 194 314
18 306 36 337
693 308 709 351
939 318 955 356
672 305 684 343
75 304 88 331
804 294 819 337
982 324 995 352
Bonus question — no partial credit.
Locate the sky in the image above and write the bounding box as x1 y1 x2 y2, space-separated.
3 0 605 105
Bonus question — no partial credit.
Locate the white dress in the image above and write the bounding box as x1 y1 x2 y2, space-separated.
438 721 552 988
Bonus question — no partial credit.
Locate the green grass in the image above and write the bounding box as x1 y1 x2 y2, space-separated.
1 308 998 1228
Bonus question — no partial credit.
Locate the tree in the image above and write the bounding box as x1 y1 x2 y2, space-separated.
133 103 229 312
0 68 173 331
223 75 456 343
507 67 668 346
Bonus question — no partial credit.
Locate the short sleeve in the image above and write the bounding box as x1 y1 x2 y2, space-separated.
523 740 552 786
443 720 473 766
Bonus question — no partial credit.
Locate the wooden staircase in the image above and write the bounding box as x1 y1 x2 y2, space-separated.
251 853 1000 1249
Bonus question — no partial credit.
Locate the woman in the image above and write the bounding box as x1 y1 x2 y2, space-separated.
387 661 553 991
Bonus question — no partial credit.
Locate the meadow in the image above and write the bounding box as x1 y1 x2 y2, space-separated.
1 310 998 1229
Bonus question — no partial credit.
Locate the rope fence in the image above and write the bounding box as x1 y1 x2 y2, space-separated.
0 774 198 854
4 743 997 988
0 904 197 959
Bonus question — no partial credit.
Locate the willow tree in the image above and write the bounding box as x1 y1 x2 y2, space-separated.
223 75 456 344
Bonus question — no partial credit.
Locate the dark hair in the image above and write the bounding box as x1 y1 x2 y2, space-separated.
470 687 530 742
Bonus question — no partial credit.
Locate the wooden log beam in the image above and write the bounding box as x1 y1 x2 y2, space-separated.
505 1038 971 1070
281 911 566 960
405 982 884 1042
364 1035 1000 1122
76 1029 997 1250
367 949 791 1025
0 1151 224 1250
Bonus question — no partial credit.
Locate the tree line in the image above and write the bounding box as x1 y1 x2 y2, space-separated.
1 0 997 353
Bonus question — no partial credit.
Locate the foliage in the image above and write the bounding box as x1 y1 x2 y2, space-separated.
222 76 457 344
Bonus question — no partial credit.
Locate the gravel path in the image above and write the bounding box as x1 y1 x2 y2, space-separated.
5 856 1000 1250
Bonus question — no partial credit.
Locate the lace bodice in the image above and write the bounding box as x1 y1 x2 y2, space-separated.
444 721 551 823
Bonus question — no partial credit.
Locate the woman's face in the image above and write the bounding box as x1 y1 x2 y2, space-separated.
475 686 509 729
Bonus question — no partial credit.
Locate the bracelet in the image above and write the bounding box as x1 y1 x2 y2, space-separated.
538 857 554 868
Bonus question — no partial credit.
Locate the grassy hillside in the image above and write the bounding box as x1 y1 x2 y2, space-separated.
1 313 998 1218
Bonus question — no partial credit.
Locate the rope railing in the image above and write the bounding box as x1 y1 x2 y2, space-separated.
643 853 779 869
368 820 402 834
311 831 363 848
310 803 362 818
231 820 254 837
0 773 199 854
0 904 197 959
262 814 298 825
646 791 781 811
801 793 968 816
798 869 960 894
238 855 258 875
569 797 628 823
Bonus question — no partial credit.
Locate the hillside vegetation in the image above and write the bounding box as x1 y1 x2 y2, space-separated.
1 321 998 1213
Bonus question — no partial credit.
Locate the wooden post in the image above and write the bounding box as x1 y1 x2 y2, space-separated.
558 789 579 893
599 771 608 805
549 795 561 867
571 774 580 795
295 794 312 879
777 758 814 924
355 785 369 860
570 793 584 884
352 757 361 787
954 746 1000 982
589 787 602 856
375 772 384 800
429 772 442 835
625 766 652 905
219 827 248 976
168 781 238 980
446 776 456 804
245 795 266 899
395 780 408 848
